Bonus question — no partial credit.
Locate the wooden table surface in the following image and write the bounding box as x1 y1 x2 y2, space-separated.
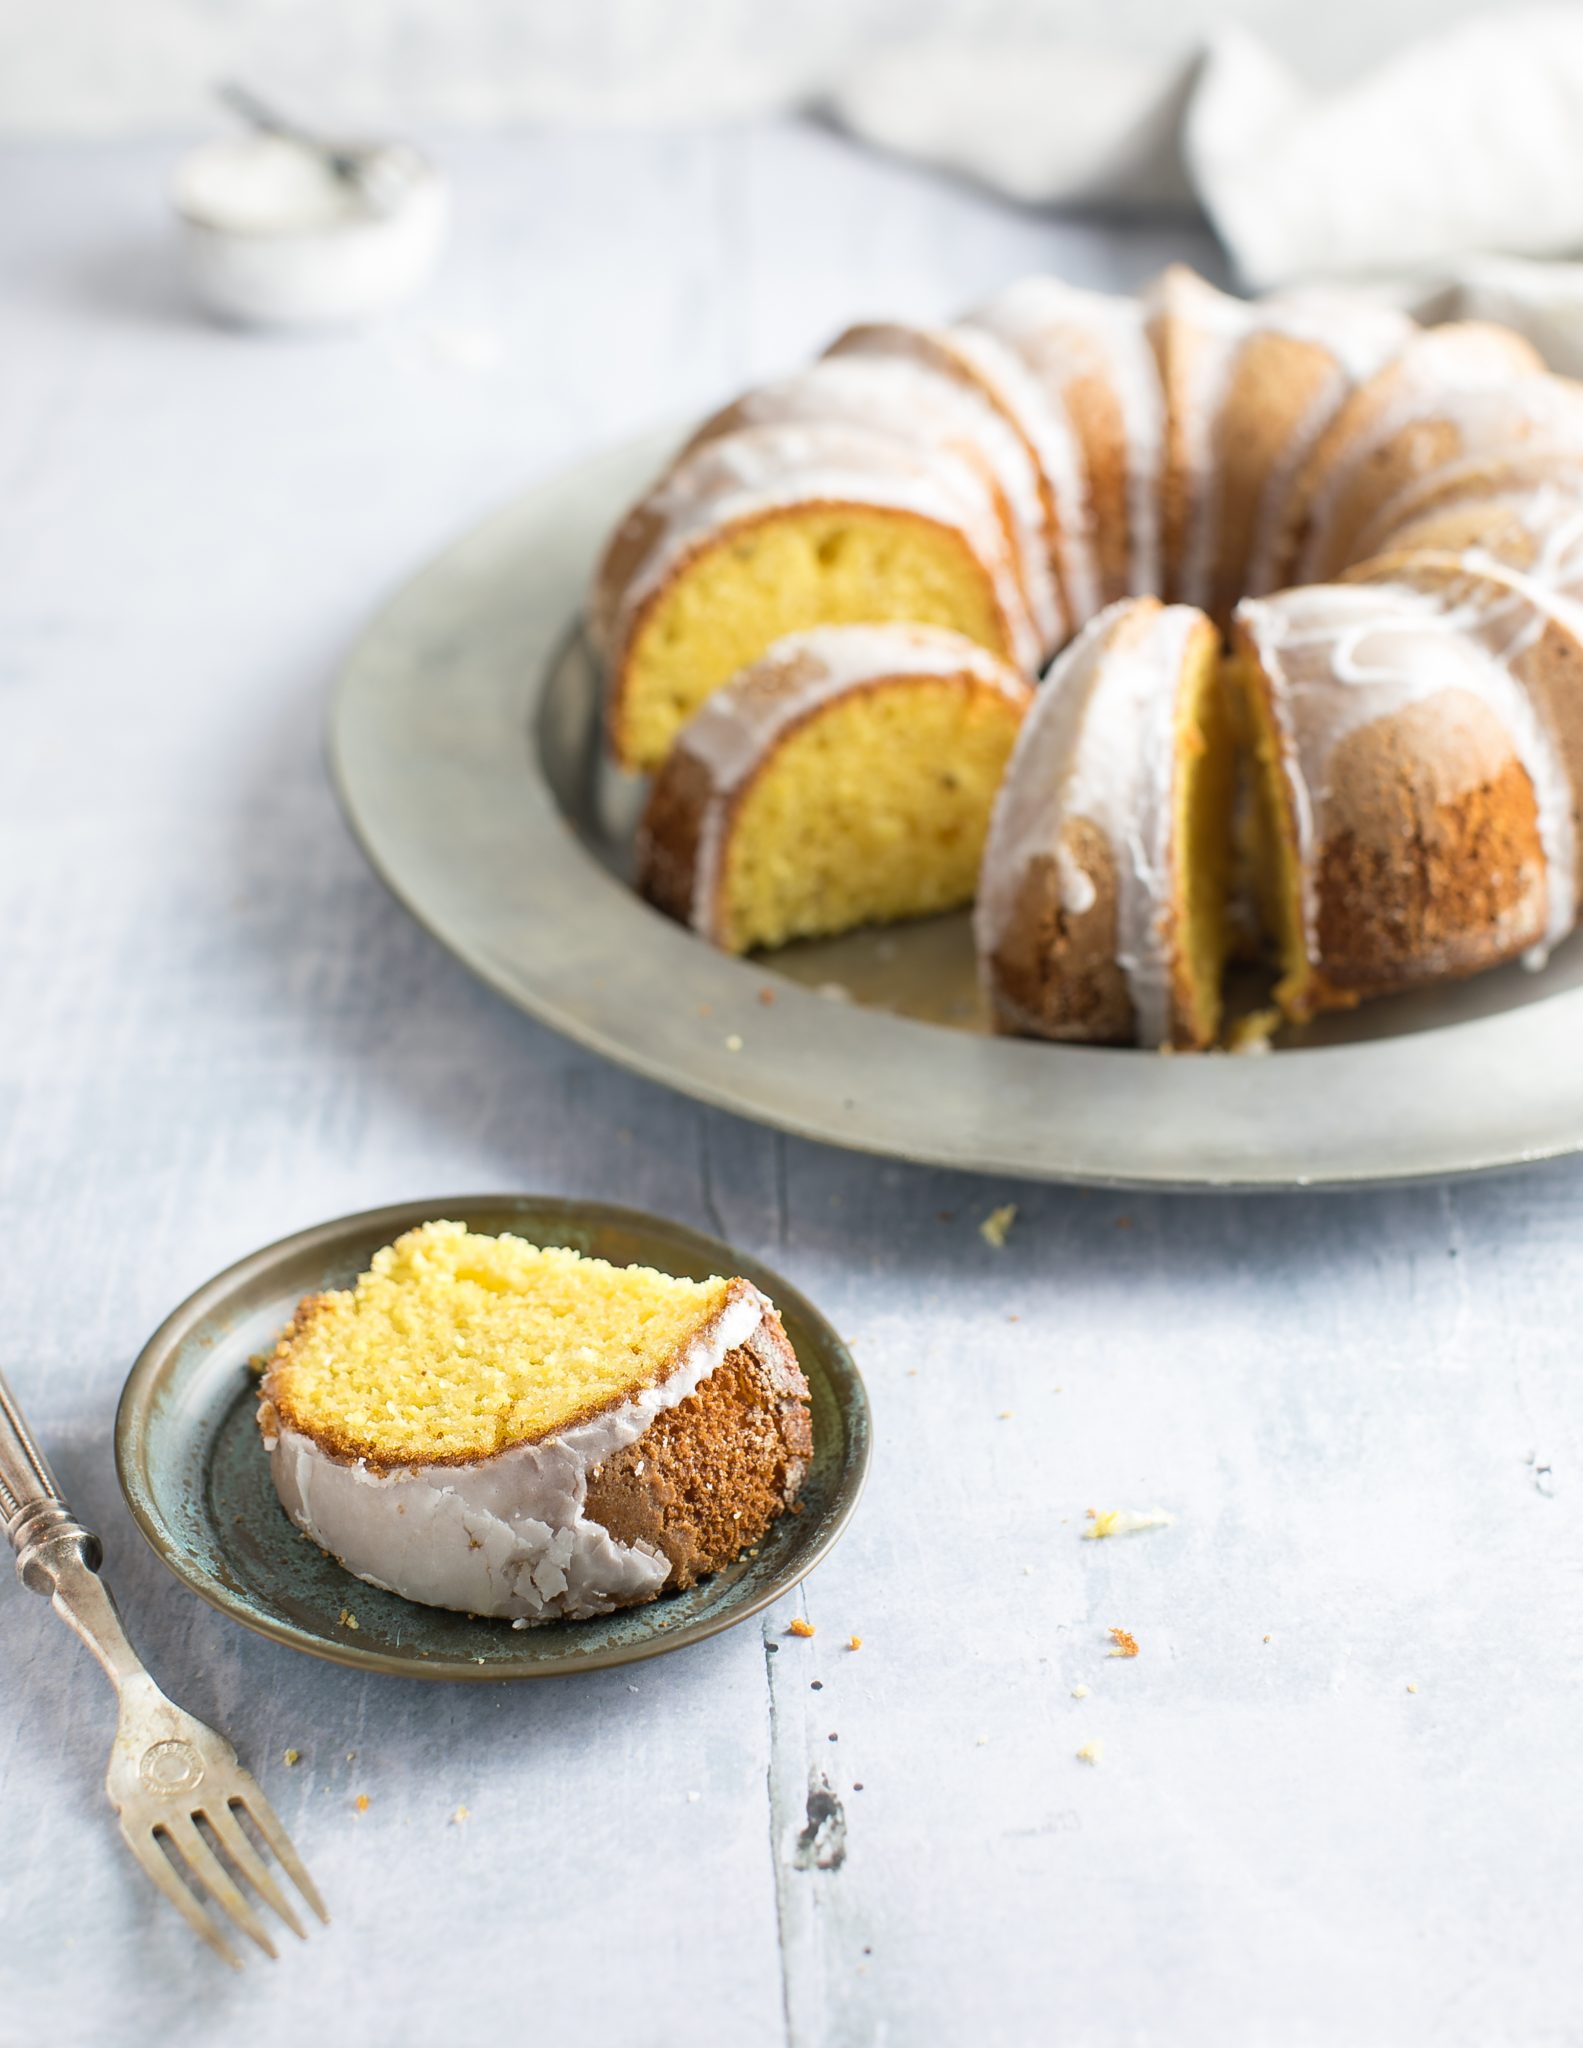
2 124 1580 2048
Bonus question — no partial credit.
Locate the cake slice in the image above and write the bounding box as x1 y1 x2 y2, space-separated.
637 623 1031 953
1230 580 1570 1019
591 420 1039 772
975 596 1235 1050
256 1222 812 1625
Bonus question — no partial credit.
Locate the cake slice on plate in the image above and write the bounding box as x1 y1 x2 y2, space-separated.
257 1221 812 1625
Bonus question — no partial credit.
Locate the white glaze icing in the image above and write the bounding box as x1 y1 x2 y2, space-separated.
658 623 1030 938
975 598 1205 1047
1237 580 1577 968
967 275 1165 603
709 356 1065 653
261 1281 775 1624
607 420 1041 675
1148 268 1412 608
1356 468 1583 582
1293 330 1576 581
944 322 1101 628
828 320 1101 632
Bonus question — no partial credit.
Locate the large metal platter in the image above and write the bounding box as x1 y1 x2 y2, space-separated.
329 429 1583 1189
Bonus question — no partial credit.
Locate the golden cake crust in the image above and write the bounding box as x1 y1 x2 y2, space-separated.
583 1321 813 1594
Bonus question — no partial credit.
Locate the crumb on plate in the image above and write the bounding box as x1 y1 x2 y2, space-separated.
1108 1627 1140 1659
979 1203 1017 1248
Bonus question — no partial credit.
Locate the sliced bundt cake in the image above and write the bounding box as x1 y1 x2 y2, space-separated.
975 597 1236 1050
637 624 1031 953
257 1222 812 1624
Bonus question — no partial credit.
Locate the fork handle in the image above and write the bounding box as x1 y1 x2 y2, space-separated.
0 1364 148 1693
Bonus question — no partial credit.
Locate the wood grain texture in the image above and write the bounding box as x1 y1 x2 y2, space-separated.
1 124 1580 2047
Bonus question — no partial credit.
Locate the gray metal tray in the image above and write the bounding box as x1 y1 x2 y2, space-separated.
329 430 1583 1188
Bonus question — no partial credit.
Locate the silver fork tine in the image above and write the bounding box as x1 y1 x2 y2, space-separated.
159 1815 279 1959
1 1362 327 1965
232 1786 331 1924
121 1822 243 1971
202 1800 307 1940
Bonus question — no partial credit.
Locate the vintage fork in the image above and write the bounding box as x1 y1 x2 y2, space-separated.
0 1364 329 1967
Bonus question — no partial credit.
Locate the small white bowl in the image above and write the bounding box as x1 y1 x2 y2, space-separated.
173 133 448 330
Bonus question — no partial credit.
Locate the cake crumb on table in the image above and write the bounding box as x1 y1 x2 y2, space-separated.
450 1805 470 1825
354 1794 370 1814
787 1617 816 1638
1108 1627 1140 1659
1070 1683 1090 1700
338 1607 360 1631
847 1635 862 1651
1076 1741 1103 1765
283 1748 301 1766
1083 1507 1174 1540
979 1203 1017 1248
1406 1681 1419 1694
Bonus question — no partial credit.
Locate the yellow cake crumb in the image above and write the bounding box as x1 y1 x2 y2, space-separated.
339 1607 360 1631
1108 1627 1140 1659
1083 1507 1174 1540
787 1617 816 1639
451 1805 470 1825
1406 1682 1419 1694
979 1204 1017 1248
354 1794 370 1814
283 1748 301 1767
847 1635 862 1651
1076 1741 1103 1766
1070 1683 1090 1700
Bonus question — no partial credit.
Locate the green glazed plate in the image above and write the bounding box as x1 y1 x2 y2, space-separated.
115 1196 870 1680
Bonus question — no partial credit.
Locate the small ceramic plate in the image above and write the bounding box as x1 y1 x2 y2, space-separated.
115 1196 870 1680
328 429 1583 1189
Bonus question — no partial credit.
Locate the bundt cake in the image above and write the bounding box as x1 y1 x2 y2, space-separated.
588 263 1583 1046
1231 580 1575 1017
638 624 1031 953
257 1221 812 1624
976 598 1233 1050
593 420 1039 771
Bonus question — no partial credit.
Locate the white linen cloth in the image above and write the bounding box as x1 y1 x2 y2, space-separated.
831 6 1583 372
